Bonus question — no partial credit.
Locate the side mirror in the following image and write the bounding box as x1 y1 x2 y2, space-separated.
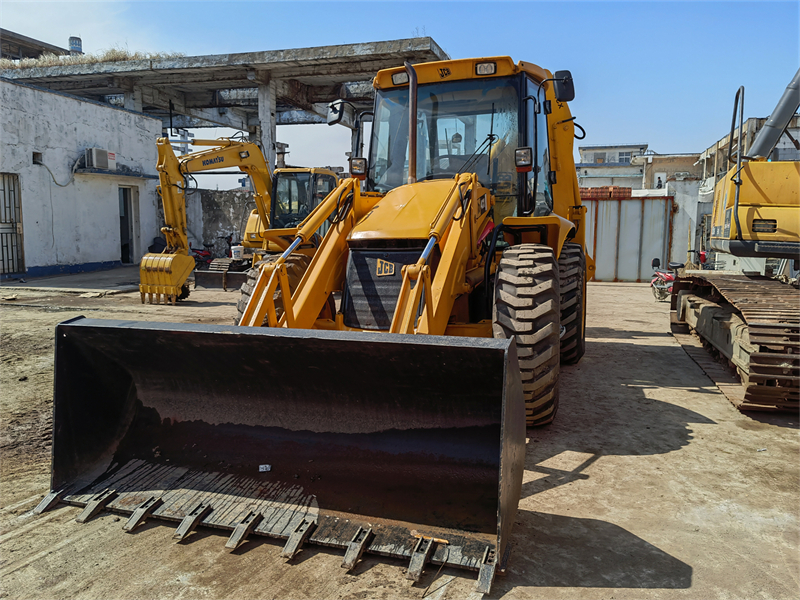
553 70 575 102
651 258 661 270
327 100 356 129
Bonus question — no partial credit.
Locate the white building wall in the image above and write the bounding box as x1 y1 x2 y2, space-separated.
0 79 161 276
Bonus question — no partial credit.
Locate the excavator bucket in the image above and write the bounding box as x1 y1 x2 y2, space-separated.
139 252 195 304
44 318 524 591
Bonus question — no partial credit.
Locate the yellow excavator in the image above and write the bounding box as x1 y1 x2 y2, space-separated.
41 57 591 593
139 138 339 302
197 166 339 291
673 68 799 411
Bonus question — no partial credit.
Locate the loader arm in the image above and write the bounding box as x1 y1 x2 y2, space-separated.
392 173 494 335
238 178 378 328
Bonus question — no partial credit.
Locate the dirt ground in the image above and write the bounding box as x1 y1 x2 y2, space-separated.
0 279 797 600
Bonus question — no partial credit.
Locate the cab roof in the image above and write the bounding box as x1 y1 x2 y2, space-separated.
373 57 551 90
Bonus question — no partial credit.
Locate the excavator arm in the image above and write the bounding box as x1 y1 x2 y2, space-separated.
140 138 275 304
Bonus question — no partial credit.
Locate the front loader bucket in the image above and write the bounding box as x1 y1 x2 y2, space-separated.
46 318 524 591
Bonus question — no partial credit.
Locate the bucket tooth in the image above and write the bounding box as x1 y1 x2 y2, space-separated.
34 490 65 515
406 536 436 582
173 503 213 542
280 518 316 560
76 488 117 523
225 511 263 551
476 546 497 594
123 496 163 532
341 526 374 571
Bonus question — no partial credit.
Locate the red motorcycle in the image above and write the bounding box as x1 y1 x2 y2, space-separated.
650 258 683 302
190 242 216 270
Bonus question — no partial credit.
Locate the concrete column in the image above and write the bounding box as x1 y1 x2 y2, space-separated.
123 87 143 112
258 81 277 171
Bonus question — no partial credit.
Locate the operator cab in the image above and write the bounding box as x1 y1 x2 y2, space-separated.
270 169 338 229
362 60 573 223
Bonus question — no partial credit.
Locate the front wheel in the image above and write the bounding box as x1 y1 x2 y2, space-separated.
493 244 561 427
651 284 669 302
558 243 586 365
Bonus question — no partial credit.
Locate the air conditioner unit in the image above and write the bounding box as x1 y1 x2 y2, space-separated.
85 148 117 171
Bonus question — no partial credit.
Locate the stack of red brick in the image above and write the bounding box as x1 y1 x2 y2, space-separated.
579 186 632 200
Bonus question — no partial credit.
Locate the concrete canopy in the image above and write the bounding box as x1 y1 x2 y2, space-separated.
0 37 448 130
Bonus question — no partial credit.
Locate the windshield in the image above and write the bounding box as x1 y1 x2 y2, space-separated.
272 172 312 228
367 76 520 200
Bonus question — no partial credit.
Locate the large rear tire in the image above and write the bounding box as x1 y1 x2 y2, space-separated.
235 254 312 326
558 243 586 364
493 244 561 427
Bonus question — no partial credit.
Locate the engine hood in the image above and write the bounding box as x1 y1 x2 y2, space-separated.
350 180 458 243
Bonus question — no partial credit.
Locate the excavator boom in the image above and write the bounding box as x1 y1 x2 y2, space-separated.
139 138 274 304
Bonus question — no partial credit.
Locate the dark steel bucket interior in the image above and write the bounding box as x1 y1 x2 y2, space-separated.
52 318 524 547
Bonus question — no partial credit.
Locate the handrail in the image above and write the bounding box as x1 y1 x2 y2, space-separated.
727 87 745 242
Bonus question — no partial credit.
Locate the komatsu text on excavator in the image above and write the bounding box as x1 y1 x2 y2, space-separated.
41 57 592 593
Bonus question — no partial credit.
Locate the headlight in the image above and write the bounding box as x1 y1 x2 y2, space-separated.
392 71 409 85
476 62 496 76
515 147 533 173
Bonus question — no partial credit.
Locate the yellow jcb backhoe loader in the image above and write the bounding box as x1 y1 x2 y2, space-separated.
41 57 592 594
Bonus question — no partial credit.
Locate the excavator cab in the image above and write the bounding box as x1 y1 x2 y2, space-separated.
240 167 339 249
708 69 800 260
271 169 338 229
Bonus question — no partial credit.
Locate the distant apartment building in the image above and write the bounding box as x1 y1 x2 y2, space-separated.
631 153 702 189
575 144 648 189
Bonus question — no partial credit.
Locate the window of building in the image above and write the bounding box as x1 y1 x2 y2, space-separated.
594 152 605 164
618 151 631 164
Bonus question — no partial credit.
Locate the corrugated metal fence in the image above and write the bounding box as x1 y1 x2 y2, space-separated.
582 187 673 282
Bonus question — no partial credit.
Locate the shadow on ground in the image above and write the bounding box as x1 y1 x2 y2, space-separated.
490 511 691 595
523 336 718 499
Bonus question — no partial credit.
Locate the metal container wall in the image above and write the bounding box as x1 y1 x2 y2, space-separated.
584 196 673 282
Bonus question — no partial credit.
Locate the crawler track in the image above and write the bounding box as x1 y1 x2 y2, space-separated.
674 273 799 411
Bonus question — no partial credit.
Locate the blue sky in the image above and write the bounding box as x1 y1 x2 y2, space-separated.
3 1 799 173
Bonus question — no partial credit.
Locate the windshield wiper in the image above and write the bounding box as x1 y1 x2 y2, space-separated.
458 103 497 177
